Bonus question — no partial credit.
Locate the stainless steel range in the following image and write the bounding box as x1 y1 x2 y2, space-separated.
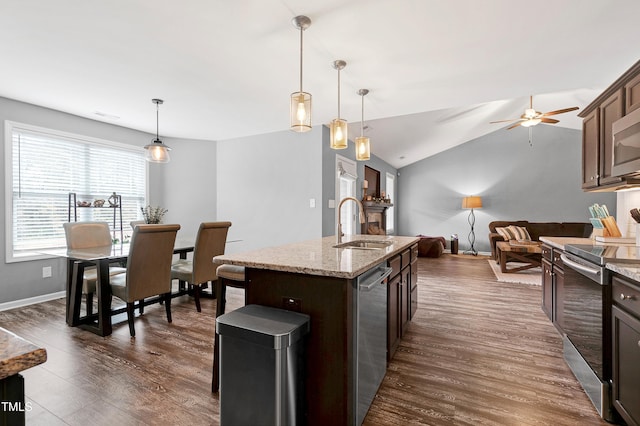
562 243 640 422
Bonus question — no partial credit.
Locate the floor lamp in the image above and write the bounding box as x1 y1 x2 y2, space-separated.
462 196 482 256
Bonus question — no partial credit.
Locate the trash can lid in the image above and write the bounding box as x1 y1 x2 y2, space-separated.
216 304 310 349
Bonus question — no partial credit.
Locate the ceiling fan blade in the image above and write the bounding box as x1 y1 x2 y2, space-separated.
542 106 579 116
489 118 521 124
540 117 559 124
507 121 523 130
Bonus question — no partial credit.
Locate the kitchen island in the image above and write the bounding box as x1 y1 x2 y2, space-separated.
213 234 419 426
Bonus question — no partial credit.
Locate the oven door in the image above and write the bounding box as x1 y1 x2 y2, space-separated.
560 252 613 420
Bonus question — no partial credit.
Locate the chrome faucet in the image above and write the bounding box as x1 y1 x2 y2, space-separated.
337 197 365 244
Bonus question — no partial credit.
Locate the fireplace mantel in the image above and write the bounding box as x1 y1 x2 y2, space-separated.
362 201 393 235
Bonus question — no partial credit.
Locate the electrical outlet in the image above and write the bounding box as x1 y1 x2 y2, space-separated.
282 297 302 312
42 266 52 278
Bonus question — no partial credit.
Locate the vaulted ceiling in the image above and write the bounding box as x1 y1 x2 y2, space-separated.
1 1 639 168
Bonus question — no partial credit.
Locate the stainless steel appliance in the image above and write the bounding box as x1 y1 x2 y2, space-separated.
353 263 392 426
612 106 640 177
562 244 640 421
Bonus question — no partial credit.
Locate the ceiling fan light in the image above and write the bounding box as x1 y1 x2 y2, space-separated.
355 136 370 160
524 108 537 119
521 118 541 127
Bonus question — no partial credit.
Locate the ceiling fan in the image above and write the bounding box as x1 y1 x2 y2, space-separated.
490 95 579 130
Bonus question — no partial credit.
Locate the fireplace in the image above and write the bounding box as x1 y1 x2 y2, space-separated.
362 201 392 235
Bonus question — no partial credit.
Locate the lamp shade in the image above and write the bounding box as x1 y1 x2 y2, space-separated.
355 136 370 160
144 140 171 163
462 196 482 209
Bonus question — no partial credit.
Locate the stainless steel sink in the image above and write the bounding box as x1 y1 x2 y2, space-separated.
333 240 393 250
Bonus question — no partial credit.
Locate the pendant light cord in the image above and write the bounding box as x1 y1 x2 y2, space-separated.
156 102 160 141
337 68 341 119
360 93 364 136
299 28 303 92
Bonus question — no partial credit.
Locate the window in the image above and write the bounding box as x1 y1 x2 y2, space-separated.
386 172 395 234
5 121 147 262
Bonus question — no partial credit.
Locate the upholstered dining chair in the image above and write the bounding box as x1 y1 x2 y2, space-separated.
170 221 232 312
63 221 126 317
130 220 145 230
109 224 180 337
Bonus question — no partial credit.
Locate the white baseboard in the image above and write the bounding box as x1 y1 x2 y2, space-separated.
0 291 65 312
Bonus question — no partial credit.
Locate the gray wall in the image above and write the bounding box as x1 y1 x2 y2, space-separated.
397 124 616 253
216 127 323 254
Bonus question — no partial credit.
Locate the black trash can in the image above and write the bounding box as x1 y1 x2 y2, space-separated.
216 304 311 426
450 234 459 254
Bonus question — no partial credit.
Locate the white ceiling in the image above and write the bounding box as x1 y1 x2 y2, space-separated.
1 1 639 168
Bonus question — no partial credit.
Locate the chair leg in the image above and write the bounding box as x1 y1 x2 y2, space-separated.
165 293 172 323
215 278 227 317
126 302 136 337
193 284 202 313
139 298 144 314
86 292 94 317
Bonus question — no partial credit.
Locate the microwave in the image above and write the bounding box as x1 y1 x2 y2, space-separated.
612 107 640 176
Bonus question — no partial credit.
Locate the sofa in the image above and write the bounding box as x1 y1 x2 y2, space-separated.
488 220 592 260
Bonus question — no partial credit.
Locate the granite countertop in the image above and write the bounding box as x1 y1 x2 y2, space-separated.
0 328 47 380
214 235 420 279
539 236 593 251
607 262 640 281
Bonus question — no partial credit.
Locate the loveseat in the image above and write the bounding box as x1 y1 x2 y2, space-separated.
488 220 592 260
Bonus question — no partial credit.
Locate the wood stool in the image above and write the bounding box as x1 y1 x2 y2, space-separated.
212 264 246 392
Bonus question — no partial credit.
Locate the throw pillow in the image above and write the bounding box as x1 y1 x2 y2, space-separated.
495 227 514 240
495 226 532 242
507 225 532 242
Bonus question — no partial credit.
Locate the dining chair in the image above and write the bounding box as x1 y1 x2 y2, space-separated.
170 221 232 312
63 221 126 318
130 220 145 230
109 224 181 337
212 263 246 392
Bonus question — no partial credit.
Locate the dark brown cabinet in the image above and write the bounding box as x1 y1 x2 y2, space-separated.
581 60 640 191
599 89 625 186
387 243 418 360
582 109 600 189
541 244 565 334
611 275 640 426
625 72 640 114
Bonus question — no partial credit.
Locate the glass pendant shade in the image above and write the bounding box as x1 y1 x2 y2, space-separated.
330 118 348 149
145 98 171 163
290 91 312 132
355 136 370 161
144 140 171 163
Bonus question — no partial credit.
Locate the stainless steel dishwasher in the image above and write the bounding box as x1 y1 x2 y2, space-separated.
353 262 393 425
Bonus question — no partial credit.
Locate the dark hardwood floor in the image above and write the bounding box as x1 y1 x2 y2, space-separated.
0 255 607 425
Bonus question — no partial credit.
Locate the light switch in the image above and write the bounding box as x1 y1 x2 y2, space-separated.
309 198 316 208
42 266 52 278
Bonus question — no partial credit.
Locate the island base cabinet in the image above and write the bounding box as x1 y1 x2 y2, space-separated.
612 305 640 426
245 268 355 426
387 274 401 359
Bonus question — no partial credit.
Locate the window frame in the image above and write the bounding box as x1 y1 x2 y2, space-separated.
386 171 395 235
4 120 148 263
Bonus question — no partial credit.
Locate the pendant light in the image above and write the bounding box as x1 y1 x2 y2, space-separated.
330 60 348 149
290 15 312 132
144 99 171 163
355 89 371 161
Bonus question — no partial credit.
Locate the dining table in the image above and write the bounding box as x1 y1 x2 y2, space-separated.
43 238 195 337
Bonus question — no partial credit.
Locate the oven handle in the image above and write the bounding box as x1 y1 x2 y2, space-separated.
560 254 602 281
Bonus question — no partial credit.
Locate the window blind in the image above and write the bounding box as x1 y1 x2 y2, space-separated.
8 123 146 259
